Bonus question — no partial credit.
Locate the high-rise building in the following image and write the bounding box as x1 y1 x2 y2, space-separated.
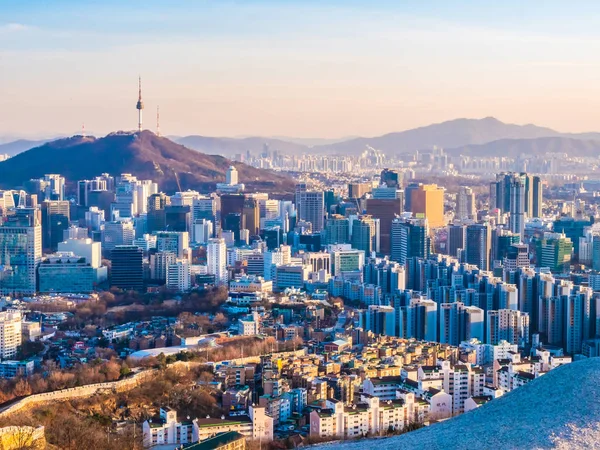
325 215 350 245
58 238 102 268
0 213 42 295
491 172 542 238
351 215 377 255
103 220 135 255
348 183 372 199
404 183 421 213
220 194 245 228
85 207 105 232
390 218 429 265
147 193 170 233
465 223 491 271
532 176 543 218
439 302 484 346
486 309 529 346
447 224 466 258
166 259 191 292
408 298 437 342
41 200 70 252
409 184 445 228
380 169 401 188
111 245 144 291
456 187 476 221
207 238 228 286
193 195 218 224
0 311 22 359
150 251 177 282
366 198 403 255
155 231 190 259
192 219 213 244
243 198 260 236
165 205 191 232
535 232 573 272
295 184 325 232
77 177 108 207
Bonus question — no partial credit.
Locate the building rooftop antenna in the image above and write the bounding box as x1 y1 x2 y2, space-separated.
156 105 160 137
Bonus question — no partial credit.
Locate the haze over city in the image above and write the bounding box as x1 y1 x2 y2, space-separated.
4 1 600 138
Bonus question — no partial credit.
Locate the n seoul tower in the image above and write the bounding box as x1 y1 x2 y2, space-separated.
136 76 144 132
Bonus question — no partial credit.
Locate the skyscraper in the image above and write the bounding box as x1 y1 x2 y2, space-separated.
351 215 377 255
456 186 476 221
243 197 260 236
325 214 350 245
465 223 491 271
410 184 445 228
447 224 466 258
147 192 170 233
491 172 543 238
295 184 325 232
207 238 228 286
111 245 144 291
366 198 403 255
0 213 42 295
390 217 429 265
41 200 70 252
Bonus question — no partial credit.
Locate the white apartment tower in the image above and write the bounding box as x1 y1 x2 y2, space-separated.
0 311 22 359
207 238 228 285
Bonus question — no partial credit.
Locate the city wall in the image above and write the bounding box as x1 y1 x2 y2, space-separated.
0 348 306 418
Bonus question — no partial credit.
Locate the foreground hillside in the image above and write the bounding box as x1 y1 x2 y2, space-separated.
318 357 600 450
0 131 295 194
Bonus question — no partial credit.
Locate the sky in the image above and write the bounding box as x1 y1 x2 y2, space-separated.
3 1 600 139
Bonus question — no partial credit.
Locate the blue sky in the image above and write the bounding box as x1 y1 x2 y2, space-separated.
3 1 600 138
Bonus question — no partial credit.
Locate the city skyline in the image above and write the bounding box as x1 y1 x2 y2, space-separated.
5 1 600 138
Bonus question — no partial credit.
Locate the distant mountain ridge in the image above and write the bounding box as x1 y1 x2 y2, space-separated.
446 136 600 158
311 117 569 155
5 117 600 159
0 139 51 157
0 131 295 194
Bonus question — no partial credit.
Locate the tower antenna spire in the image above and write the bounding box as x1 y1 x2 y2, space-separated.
136 76 144 132
156 105 160 137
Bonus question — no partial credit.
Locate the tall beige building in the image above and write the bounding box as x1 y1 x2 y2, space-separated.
410 184 445 228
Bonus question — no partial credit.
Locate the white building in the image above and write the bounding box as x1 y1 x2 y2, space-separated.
310 394 428 439
229 275 272 293
238 311 261 336
143 405 272 447
150 251 177 281
0 311 22 360
167 259 191 292
192 219 213 244
207 238 228 286
58 238 102 268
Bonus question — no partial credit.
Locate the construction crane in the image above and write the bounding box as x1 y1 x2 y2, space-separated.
172 168 182 192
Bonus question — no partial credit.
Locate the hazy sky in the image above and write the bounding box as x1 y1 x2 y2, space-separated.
3 1 600 139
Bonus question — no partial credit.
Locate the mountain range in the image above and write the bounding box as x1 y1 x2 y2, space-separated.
4 117 600 160
0 131 295 194
317 357 600 450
